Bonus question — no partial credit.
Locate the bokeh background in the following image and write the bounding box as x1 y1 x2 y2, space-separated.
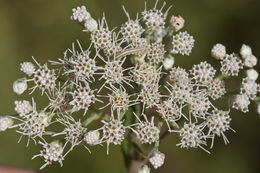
0 0 260 173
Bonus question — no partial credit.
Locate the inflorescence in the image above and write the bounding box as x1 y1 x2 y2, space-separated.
1 0 259 171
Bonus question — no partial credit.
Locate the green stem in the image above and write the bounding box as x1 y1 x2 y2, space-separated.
217 73 230 80
254 97 260 103
82 113 101 127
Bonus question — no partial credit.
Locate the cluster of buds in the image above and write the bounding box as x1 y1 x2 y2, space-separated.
0 0 259 171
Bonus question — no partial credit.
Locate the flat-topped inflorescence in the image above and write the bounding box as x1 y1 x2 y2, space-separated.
1 0 259 171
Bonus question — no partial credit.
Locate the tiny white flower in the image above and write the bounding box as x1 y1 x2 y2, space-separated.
163 55 175 70
0 116 14 132
84 131 100 146
71 6 91 23
101 118 126 154
14 100 32 116
220 53 243 76
149 152 165 169
142 0 171 31
246 69 258 81
190 61 216 84
211 43 226 60
172 31 195 56
32 140 64 169
121 7 144 42
20 62 35 76
138 165 150 173
244 55 257 68
240 44 252 59
84 18 98 32
135 115 160 144
232 94 250 113
13 78 28 95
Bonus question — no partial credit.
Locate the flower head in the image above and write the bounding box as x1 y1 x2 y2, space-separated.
135 115 160 144
71 6 91 23
32 140 64 169
172 31 195 56
211 44 226 60
232 94 250 113
149 152 165 169
190 61 216 84
142 0 171 30
20 62 35 76
14 100 32 116
0 116 14 132
220 53 243 76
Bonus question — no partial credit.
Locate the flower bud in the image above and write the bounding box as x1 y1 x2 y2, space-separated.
0 116 14 132
246 69 258 81
244 55 257 68
170 15 185 31
240 44 252 59
13 78 28 95
149 151 165 169
84 131 100 146
84 18 98 32
211 43 226 60
20 62 35 76
138 165 150 173
163 55 175 70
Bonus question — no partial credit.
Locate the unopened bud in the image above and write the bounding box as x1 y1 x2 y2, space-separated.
13 78 28 95
240 44 252 59
170 15 185 31
244 55 257 68
211 44 226 60
84 18 98 32
163 55 175 70
0 116 14 132
138 165 150 173
246 69 258 81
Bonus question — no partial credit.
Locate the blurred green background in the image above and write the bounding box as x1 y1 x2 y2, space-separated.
0 0 260 173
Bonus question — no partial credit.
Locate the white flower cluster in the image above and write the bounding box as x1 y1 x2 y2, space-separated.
211 43 259 113
1 0 259 171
